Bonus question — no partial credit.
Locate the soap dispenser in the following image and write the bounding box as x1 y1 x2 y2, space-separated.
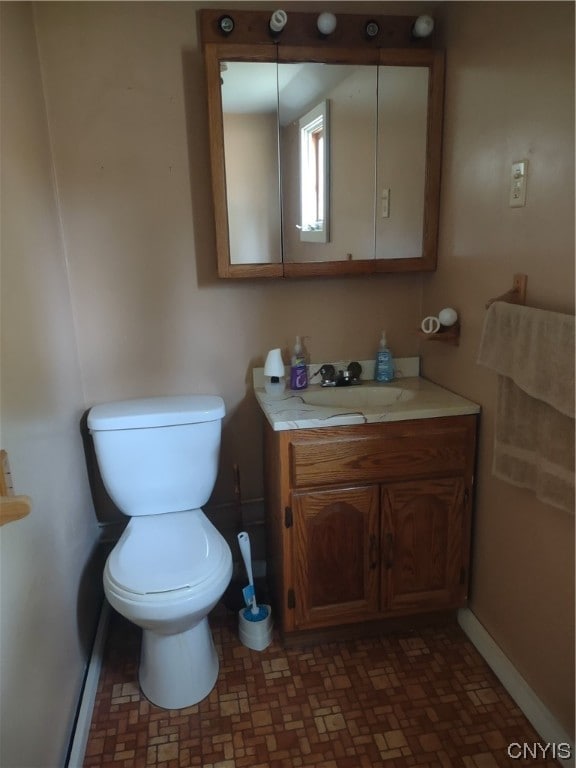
290 336 308 390
375 330 395 382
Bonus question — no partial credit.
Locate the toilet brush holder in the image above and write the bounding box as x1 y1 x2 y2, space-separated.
238 605 273 651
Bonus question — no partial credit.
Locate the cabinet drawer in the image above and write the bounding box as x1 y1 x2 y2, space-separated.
290 418 474 488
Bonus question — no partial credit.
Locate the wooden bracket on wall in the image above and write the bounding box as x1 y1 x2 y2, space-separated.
0 449 31 526
417 321 460 345
485 273 528 309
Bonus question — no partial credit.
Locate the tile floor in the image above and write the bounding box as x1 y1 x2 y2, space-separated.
83 606 561 768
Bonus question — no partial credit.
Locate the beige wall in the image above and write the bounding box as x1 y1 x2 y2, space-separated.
224 112 282 265
0 4 101 766
33 0 424 507
1 1 573 761
422 1 574 737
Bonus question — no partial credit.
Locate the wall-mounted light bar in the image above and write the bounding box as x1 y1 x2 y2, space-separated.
205 10 435 48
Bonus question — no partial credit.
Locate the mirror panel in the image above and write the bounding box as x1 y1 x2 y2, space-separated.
376 65 429 260
221 61 282 266
280 63 378 263
204 42 283 279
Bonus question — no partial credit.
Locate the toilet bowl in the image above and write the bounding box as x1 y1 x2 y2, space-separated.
88 395 233 710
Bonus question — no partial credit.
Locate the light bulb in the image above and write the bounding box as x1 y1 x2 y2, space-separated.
438 308 458 327
217 15 235 36
269 9 287 34
412 15 434 38
317 12 337 36
365 20 380 39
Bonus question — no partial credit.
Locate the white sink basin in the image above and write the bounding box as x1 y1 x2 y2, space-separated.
300 386 416 410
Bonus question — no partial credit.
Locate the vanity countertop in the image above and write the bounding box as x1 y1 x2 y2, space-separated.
254 376 480 432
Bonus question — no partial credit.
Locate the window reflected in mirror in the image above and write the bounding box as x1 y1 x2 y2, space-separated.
299 100 329 243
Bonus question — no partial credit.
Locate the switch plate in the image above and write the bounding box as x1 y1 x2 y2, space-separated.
381 188 390 218
509 160 528 207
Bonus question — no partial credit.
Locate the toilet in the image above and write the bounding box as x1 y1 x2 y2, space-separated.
88 394 233 710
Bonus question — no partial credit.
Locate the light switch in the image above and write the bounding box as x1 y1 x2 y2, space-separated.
381 188 390 218
509 160 528 208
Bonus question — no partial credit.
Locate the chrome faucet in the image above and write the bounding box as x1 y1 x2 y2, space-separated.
312 362 363 387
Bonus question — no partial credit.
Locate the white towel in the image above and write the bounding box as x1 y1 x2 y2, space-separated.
478 301 575 513
478 301 574 417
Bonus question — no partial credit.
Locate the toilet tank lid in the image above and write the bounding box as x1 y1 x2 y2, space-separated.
88 395 225 431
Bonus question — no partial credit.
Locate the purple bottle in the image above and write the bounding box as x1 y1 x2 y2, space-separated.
290 336 308 390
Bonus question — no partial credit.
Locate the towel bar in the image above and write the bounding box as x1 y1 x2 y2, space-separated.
485 273 527 309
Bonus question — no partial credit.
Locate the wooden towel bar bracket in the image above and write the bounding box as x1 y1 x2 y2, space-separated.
486 273 527 309
0 496 32 526
0 449 31 526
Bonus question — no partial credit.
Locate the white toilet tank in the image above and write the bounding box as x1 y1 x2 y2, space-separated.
88 395 225 517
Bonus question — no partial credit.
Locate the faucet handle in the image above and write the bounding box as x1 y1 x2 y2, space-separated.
347 361 362 381
312 364 336 385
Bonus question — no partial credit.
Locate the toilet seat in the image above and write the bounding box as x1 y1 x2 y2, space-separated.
106 509 228 597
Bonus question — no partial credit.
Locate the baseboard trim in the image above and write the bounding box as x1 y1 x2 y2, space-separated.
66 601 111 768
458 608 574 768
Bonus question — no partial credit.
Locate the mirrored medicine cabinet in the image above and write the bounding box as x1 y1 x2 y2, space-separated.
200 9 445 279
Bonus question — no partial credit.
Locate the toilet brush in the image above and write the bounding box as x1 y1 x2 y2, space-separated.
237 531 268 621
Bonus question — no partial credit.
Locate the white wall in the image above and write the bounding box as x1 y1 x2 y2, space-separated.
0 4 100 766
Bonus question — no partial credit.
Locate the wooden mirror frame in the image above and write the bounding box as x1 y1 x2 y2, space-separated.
200 9 445 279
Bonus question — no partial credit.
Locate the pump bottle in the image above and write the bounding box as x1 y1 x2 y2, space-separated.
375 331 395 382
290 336 308 390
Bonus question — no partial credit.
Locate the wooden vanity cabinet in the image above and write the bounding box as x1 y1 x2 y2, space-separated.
263 415 477 642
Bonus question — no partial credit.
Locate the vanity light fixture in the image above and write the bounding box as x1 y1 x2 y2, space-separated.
316 12 337 36
217 14 235 36
412 14 434 38
269 9 288 35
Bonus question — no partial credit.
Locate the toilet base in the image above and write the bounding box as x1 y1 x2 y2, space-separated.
139 616 219 709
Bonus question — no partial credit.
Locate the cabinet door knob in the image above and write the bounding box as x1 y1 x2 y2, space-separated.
369 534 378 569
384 532 394 568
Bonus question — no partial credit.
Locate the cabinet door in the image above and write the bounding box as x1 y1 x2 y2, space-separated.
292 486 380 629
382 477 468 614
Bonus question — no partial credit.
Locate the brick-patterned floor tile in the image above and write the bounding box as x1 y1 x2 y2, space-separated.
83 607 563 767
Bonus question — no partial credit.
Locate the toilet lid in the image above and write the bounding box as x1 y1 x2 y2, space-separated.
107 510 224 595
